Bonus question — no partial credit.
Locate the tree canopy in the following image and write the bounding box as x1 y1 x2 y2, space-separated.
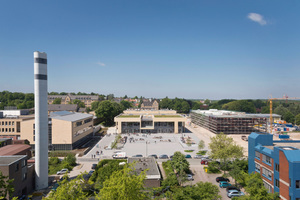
52 98 62 104
95 100 123 126
0 171 14 200
169 182 221 200
96 164 146 200
209 133 243 172
222 100 256 113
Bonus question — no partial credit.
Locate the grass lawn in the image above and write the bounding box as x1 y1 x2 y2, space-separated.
154 115 182 118
118 115 140 118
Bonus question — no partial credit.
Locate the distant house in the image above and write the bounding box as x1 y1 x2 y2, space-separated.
48 104 79 114
48 94 101 108
141 99 159 110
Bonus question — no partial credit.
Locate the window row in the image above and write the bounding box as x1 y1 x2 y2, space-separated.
262 167 272 180
0 128 15 132
262 154 272 164
0 121 15 126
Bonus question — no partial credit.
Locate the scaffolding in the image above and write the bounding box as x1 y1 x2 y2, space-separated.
191 110 267 134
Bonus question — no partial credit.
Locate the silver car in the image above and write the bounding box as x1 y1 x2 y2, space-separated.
227 190 245 198
194 155 203 159
186 174 194 181
57 168 69 175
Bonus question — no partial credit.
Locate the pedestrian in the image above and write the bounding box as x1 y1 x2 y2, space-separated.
91 154 93 159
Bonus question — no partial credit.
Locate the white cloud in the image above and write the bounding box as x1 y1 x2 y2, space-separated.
96 62 106 67
247 13 267 26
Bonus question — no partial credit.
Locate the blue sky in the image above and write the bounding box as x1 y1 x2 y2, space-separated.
0 1 299 99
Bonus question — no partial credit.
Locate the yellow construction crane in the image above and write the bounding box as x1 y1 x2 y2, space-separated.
268 96 300 133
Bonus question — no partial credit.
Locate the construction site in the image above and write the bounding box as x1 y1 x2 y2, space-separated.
190 109 281 135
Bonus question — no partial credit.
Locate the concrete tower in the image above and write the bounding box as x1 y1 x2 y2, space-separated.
34 51 48 190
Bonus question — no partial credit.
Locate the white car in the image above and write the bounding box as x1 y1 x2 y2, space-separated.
187 174 194 181
227 190 245 198
57 168 69 175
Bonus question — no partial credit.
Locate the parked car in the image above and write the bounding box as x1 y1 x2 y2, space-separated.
219 181 232 188
226 186 240 192
194 154 203 159
56 169 69 175
185 154 192 159
201 160 209 165
91 164 97 169
148 154 158 159
88 170 94 176
170 155 174 159
132 154 143 157
241 135 248 141
112 152 127 159
186 174 194 181
159 154 169 159
227 190 245 198
216 177 230 182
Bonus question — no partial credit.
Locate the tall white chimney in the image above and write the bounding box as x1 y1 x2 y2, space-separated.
34 51 48 190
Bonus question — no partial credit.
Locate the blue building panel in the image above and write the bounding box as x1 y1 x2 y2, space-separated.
248 132 300 200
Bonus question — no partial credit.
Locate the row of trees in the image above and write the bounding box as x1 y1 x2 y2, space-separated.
0 91 34 110
159 97 203 113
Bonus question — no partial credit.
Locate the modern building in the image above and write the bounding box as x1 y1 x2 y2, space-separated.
248 132 300 200
48 94 100 108
0 155 34 199
21 111 94 150
191 109 281 135
141 99 159 110
0 110 34 140
114 110 186 134
128 157 161 187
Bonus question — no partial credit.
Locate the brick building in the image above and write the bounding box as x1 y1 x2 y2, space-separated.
248 132 300 200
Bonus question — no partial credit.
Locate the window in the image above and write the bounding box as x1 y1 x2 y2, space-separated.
262 167 272 180
33 136 35 141
12 121 14 125
9 121 11 125
9 128 11 132
263 181 272 193
255 151 260 159
296 180 300 189
12 128 14 132
15 163 19 172
76 121 82 126
275 179 280 187
5 122 7 125
255 163 260 172
262 154 272 165
1 121 3 125
275 163 279 172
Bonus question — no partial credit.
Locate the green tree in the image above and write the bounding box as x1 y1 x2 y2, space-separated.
181 101 191 113
120 100 132 110
170 182 221 200
95 100 122 126
96 164 146 200
59 92 68 95
273 105 289 117
237 173 279 200
192 101 202 110
159 97 173 109
204 99 210 105
72 99 85 108
52 98 62 104
198 140 205 150
46 175 89 200
170 151 190 185
49 92 59 95
106 94 114 100
123 95 128 99
284 111 295 124
0 171 14 200
91 101 100 111
295 113 300 125
222 100 256 113
209 133 243 174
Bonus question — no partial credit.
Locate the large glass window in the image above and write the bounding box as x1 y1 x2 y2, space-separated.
275 179 280 188
275 163 279 172
255 163 260 172
263 181 272 193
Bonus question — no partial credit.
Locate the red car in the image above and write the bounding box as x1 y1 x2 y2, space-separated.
201 160 209 165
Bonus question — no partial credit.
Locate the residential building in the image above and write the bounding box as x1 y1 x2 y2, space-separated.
0 144 32 158
48 104 79 114
248 132 300 200
114 109 186 134
128 157 161 187
21 111 94 150
0 155 34 199
48 94 101 108
141 99 159 110
191 109 281 134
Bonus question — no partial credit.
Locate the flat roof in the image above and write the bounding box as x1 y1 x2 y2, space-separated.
0 155 26 166
192 109 279 119
128 157 161 179
50 111 93 122
0 144 31 156
264 142 300 150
